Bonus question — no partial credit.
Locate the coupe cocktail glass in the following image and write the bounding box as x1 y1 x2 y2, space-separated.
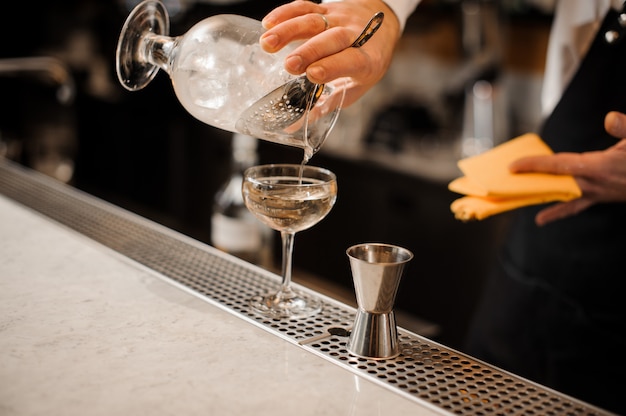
242 164 337 318
115 0 344 158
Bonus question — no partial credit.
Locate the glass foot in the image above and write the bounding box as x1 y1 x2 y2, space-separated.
249 289 322 319
116 0 169 91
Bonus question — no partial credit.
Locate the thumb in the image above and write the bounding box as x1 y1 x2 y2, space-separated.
604 111 626 138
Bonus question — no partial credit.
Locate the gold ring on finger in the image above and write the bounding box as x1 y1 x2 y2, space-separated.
318 13 329 31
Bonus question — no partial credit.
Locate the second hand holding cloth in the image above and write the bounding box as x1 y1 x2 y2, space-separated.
448 133 582 221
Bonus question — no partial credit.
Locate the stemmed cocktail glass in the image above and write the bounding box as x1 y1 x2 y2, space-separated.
242 164 337 319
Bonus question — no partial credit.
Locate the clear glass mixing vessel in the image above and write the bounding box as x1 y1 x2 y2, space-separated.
116 0 344 157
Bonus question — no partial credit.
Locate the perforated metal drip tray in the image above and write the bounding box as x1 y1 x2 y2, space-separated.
0 159 613 416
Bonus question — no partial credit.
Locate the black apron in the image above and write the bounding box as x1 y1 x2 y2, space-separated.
465 8 626 415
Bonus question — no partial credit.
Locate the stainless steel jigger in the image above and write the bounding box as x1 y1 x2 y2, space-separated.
346 243 413 359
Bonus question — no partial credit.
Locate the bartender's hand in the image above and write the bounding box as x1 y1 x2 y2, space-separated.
509 111 626 226
260 0 402 107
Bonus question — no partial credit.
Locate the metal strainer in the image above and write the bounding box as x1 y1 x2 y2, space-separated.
237 12 384 133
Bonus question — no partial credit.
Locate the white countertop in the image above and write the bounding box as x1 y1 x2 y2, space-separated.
0 194 444 416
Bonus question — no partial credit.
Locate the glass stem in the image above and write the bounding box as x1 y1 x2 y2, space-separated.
140 33 177 74
280 231 295 295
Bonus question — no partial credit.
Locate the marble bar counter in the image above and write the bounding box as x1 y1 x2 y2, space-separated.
0 159 612 416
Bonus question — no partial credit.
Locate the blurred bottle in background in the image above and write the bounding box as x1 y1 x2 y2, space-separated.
211 133 273 268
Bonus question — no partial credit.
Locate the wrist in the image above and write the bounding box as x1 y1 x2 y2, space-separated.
322 0 421 32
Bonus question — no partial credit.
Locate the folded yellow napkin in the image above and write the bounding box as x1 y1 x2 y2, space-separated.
448 133 582 221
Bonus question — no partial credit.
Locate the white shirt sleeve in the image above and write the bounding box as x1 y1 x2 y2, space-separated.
381 0 421 30
322 0 421 31
541 0 621 115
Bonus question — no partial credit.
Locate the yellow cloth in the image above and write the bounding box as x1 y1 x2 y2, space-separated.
449 133 582 221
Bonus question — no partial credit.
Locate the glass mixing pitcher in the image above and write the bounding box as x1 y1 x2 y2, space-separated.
116 0 345 158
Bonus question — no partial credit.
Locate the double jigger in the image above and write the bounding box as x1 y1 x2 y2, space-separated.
346 243 413 360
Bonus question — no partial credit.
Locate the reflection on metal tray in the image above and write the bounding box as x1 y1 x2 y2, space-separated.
0 158 614 416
